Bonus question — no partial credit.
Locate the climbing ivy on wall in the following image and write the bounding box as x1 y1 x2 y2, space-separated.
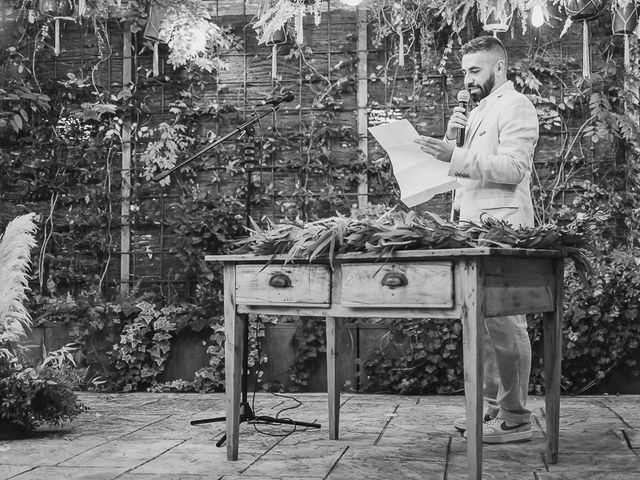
1 1 639 394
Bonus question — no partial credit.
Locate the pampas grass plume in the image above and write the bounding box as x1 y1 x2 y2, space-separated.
0 213 39 346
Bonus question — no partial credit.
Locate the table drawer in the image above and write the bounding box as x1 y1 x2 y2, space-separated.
341 262 454 308
235 264 331 306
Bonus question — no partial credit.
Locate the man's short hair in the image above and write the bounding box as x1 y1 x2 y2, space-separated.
461 36 507 64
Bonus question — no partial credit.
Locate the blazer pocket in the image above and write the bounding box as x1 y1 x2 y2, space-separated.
479 206 521 224
482 206 518 210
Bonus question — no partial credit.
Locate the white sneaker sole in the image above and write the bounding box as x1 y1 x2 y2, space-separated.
482 430 532 444
454 414 492 432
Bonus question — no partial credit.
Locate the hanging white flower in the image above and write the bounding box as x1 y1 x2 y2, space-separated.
253 0 323 45
156 2 232 72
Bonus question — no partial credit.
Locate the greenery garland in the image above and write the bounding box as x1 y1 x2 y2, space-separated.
233 208 595 281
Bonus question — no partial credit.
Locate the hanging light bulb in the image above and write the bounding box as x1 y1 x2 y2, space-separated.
342 0 364 5
531 4 545 28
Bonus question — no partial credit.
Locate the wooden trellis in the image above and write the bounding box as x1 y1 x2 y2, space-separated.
0 2 620 302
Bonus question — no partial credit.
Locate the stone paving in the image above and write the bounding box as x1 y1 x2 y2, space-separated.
1 392 639 479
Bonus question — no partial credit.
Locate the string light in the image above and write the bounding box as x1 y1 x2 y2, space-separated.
531 4 545 28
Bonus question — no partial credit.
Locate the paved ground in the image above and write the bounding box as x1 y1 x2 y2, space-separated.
1 392 639 479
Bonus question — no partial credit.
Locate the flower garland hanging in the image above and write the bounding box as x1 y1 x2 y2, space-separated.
144 0 232 73
253 0 323 45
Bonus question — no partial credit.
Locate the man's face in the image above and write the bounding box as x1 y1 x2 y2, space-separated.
461 51 500 101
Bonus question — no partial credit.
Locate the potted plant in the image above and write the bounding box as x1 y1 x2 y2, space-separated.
266 25 288 78
611 0 639 67
38 0 74 17
0 213 85 438
0 346 86 438
38 0 74 56
476 0 537 35
563 0 604 19
480 0 514 33
612 0 639 35
561 0 605 78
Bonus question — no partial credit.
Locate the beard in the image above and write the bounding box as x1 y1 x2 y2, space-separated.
468 72 496 101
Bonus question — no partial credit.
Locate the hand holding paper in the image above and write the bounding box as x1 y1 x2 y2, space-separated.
414 135 455 163
369 119 460 207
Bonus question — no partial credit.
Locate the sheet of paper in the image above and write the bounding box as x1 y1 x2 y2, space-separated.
369 119 460 207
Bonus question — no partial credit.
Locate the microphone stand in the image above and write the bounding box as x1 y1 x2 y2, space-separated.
153 108 277 183
174 106 321 446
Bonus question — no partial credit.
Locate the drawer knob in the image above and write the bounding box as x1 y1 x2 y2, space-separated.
381 272 407 288
269 273 291 288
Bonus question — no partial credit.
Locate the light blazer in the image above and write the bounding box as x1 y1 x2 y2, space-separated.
447 81 539 228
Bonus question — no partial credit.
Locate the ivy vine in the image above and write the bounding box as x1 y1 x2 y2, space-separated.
1 2 639 395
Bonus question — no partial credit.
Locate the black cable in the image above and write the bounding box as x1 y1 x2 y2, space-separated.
247 316 318 438
272 391 303 419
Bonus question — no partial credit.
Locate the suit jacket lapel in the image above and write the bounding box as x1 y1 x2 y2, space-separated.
464 82 515 146
465 103 490 145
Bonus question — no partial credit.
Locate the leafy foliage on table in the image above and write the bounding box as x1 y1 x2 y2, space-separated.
233 209 595 279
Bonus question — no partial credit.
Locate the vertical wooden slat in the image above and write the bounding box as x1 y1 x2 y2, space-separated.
120 24 132 295
223 264 244 461
544 258 564 464
356 5 368 208
461 259 483 480
0 5 6 85
326 315 340 440
623 36 639 191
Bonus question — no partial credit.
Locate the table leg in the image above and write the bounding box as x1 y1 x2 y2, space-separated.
461 260 484 480
223 265 244 461
544 259 564 464
326 316 340 440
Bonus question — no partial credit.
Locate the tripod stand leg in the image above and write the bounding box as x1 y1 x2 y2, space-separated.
254 416 322 429
201 281 321 455
190 416 226 426
224 267 245 461
326 316 341 440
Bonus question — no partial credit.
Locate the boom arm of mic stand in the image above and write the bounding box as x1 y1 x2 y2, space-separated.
152 107 277 182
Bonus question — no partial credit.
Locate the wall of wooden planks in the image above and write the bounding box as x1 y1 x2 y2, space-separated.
1 3 624 387
1 3 612 298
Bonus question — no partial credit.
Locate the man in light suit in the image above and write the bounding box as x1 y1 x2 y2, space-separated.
415 36 539 444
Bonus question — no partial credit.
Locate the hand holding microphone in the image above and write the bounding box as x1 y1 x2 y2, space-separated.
445 90 470 147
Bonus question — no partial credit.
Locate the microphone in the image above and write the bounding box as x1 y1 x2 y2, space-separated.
257 90 294 106
456 90 470 147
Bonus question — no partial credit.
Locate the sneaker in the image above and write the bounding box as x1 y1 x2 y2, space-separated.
475 417 532 444
453 413 493 432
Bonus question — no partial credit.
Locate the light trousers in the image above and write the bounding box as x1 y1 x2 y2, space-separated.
482 314 532 424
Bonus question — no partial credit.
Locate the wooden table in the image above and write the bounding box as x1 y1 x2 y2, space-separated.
207 248 565 479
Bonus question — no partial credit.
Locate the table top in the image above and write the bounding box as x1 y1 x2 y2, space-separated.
206 247 566 264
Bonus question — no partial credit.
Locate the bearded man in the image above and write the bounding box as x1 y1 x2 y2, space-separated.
415 35 540 444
